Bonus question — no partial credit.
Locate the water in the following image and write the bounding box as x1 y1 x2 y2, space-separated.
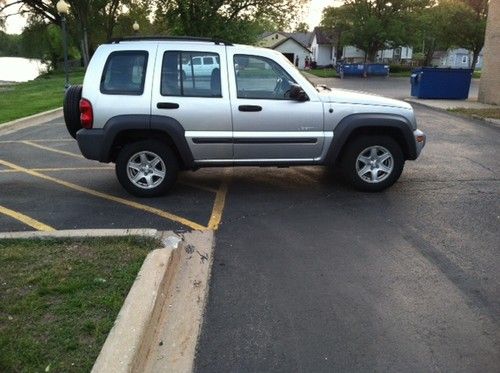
0 57 48 83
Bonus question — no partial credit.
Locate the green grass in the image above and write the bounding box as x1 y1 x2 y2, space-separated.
448 107 500 120
0 236 159 372
0 70 85 125
305 69 339 78
472 71 481 79
390 71 412 77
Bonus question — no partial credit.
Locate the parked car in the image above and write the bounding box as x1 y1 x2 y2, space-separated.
181 54 220 78
63 36 426 197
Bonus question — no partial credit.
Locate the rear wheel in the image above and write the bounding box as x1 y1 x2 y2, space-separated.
340 135 404 192
115 140 178 197
63 85 82 139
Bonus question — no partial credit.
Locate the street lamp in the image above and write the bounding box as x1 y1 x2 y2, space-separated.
56 0 70 89
133 21 140 34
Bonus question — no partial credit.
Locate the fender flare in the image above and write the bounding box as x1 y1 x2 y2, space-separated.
325 113 417 164
77 115 194 167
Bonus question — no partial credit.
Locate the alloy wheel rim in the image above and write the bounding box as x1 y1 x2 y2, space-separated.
126 151 166 189
355 145 394 183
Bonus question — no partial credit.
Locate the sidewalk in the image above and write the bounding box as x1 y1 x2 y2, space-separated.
406 97 500 127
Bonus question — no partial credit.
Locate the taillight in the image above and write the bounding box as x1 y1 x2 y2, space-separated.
79 98 93 129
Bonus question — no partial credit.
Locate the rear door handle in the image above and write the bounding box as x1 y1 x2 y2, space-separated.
157 102 179 109
239 105 262 112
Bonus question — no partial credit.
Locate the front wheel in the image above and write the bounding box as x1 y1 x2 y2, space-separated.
115 140 178 197
340 136 404 192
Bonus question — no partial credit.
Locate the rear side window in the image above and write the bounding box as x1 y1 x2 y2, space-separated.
161 51 221 98
101 51 148 95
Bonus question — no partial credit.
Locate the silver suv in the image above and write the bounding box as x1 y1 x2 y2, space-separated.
63 36 426 197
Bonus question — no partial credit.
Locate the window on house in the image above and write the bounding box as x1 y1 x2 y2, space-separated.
462 55 468 64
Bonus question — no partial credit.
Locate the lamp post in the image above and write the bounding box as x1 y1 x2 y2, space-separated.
56 0 70 89
133 21 140 34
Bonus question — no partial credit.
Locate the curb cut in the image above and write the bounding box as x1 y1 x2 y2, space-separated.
0 107 63 136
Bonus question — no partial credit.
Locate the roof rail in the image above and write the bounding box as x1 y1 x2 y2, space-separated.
107 35 233 46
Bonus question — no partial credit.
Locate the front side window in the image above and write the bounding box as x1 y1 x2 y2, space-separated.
101 51 148 95
161 51 221 97
234 54 296 100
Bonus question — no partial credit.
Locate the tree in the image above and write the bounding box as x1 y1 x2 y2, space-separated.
324 0 430 62
321 6 351 61
413 0 487 69
0 0 131 67
445 0 488 70
294 22 309 33
154 0 307 44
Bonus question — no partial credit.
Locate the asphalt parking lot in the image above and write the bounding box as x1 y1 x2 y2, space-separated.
0 118 229 232
1 78 498 371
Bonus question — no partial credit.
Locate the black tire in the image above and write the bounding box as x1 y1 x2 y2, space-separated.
63 85 82 139
115 140 179 197
340 135 404 192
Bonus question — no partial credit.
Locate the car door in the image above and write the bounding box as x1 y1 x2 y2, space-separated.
151 44 232 161
227 51 325 161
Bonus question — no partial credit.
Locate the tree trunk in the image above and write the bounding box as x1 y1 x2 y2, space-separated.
470 48 480 71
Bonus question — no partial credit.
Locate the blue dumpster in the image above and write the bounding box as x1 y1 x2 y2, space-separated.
366 63 389 76
337 63 390 78
337 63 365 78
410 67 473 99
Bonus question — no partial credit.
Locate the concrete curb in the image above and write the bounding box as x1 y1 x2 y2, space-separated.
0 107 63 136
92 231 183 373
0 228 159 239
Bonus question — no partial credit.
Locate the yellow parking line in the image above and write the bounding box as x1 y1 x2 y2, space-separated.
0 139 74 144
21 140 84 159
0 159 207 231
207 171 231 230
0 166 113 173
0 204 55 232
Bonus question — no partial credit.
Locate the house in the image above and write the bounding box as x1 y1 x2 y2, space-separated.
432 48 483 69
342 45 413 64
258 31 313 69
377 47 413 63
311 27 336 67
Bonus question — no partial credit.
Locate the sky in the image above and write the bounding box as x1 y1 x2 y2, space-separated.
3 0 343 35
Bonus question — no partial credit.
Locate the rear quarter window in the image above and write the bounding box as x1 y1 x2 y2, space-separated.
100 51 148 95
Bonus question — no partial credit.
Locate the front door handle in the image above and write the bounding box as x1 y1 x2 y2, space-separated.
157 102 179 109
239 105 262 112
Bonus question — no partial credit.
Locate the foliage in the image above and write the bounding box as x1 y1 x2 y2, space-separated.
412 0 487 69
294 22 310 33
442 0 487 70
321 6 351 61
338 0 430 62
155 0 307 44
0 31 22 56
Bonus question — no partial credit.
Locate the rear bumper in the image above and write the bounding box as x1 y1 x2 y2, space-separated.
413 129 426 157
76 128 106 161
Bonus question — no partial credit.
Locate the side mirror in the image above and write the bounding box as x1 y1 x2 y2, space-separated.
289 84 308 102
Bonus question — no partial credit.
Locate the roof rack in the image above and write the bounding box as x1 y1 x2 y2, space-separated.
107 36 233 46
